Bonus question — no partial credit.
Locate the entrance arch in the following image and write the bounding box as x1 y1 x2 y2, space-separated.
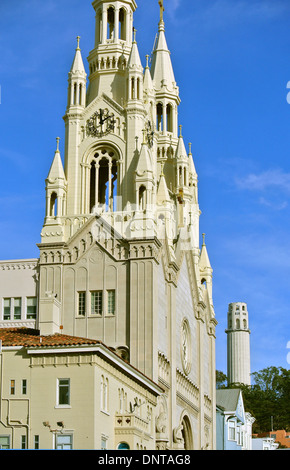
181 415 193 450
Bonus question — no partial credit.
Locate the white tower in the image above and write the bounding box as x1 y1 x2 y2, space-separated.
226 302 251 386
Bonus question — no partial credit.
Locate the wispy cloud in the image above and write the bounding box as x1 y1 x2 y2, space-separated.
235 169 290 192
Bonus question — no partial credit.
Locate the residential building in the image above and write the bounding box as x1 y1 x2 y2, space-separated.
216 389 254 450
0 328 162 450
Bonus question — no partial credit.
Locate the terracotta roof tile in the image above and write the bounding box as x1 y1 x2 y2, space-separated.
0 328 101 348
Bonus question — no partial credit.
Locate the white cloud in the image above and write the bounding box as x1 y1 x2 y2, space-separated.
235 169 290 192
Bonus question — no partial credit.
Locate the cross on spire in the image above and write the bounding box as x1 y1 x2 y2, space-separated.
159 0 165 22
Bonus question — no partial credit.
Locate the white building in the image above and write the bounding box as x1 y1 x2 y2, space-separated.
0 0 217 450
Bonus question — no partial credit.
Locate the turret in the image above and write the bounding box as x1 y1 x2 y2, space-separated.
66 36 87 111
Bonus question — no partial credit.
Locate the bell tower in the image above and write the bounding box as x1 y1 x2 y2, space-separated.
87 0 137 105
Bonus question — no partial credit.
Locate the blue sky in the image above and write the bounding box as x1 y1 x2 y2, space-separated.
0 0 290 376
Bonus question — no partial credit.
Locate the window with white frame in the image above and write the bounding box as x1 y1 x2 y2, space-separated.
55 434 73 450
228 420 236 440
78 292 86 316
3 297 23 321
107 290 115 315
57 378 70 406
91 291 103 315
0 436 10 449
26 297 37 319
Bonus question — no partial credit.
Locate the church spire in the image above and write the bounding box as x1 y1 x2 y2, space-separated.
67 36 87 110
150 0 177 93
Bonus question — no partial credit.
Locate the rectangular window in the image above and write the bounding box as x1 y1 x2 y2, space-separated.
10 380 15 395
228 421 236 440
101 435 108 450
57 378 70 406
3 298 11 320
55 434 73 450
91 291 103 315
107 290 115 315
14 298 22 320
22 379 27 395
34 435 39 450
21 435 26 449
26 297 37 319
78 292 86 316
0 436 10 449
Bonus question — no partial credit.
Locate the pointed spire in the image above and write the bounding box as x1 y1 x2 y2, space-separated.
150 1 176 91
157 168 171 204
70 36 86 75
136 132 153 175
144 54 154 92
188 142 197 175
176 126 188 160
47 138 66 181
199 234 212 270
128 34 143 71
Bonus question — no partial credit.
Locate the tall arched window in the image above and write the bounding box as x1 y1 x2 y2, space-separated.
50 192 58 217
166 103 173 132
119 8 126 40
89 148 119 213
139 185 146 210
107 7 115 39
156 103 163 131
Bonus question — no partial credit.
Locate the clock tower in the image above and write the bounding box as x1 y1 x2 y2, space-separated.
38 0 217 450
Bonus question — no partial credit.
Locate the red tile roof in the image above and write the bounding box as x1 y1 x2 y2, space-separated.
0 328 101 348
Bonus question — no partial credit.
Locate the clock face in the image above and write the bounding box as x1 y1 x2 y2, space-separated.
86 109 115 138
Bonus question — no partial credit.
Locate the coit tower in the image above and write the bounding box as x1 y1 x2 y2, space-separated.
226 302 251 386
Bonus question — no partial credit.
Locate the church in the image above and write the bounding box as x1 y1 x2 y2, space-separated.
0 0 217 450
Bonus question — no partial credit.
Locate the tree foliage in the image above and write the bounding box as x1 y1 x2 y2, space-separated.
216 366 290 433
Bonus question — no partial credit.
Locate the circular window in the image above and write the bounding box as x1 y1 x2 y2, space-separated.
181 319 191 375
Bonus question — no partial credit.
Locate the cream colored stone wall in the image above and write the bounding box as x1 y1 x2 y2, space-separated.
0 345 160 450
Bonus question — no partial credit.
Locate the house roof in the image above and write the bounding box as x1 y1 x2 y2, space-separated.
0 328 100 348
0 328 164 395
216 389 241 412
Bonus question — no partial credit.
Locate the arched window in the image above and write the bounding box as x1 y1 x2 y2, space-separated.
107 7 115 40
236 319 240 329
181 416 193 450
156 103 163 131
139 185 146 210
50 192 58 217
117 442 130 450
89 148 119 213
243 319 247 329
166 103 173 132
119 8 126 40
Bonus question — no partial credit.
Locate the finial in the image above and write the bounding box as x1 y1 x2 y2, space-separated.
159 0 165 23
56 137 60 152
189 143 192 155
202 233 206 246
145 54 150 68
133 27 137 43
179 125 182 137
160 161 164 176
76 36 81 50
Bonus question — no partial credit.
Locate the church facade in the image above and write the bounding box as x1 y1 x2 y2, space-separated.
0 0 217 450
